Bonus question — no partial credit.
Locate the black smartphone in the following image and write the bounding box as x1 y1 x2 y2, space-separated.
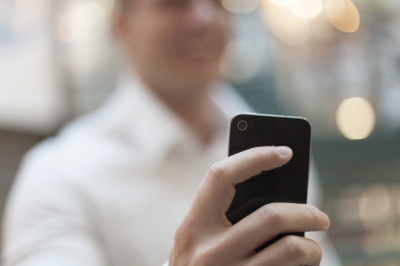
226 113 311 251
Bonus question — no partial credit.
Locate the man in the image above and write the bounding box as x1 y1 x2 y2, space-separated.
2 0 341 265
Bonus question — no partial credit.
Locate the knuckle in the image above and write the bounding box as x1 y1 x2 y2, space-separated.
250 146 281 165
249 147 265 161
174 217 197 249
173 219 225 266
206 161 227 182
282 236 304 259
193 242 223 266
250 147 274 160
306 205 319 230
260 204 283 226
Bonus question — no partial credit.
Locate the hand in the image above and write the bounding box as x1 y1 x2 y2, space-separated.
169 146 330 266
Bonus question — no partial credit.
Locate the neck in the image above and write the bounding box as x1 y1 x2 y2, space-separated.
174 97 213 145
150 85 213 145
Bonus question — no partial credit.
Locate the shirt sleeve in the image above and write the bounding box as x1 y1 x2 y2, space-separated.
2 153 108 266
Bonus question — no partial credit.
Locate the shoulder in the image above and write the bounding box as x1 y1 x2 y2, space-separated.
3 102 140 231
15 92 140 192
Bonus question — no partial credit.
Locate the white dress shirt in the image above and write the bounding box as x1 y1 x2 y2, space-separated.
2 76 341 266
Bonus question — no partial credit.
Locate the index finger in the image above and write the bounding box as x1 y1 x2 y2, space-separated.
187 146 293 227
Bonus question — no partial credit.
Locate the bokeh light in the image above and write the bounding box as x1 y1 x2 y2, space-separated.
391 185 400 219
59 3 106 43
336 184 364 226
363 230 394 256
359 183 391 230
269 0 299 7
268 0 321 18
336 97 376 140
288 0 322 19
222 0 260 13
326 0 360 33
260 2 311 46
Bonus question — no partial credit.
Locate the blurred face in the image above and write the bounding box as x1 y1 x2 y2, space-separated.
115 0 230 100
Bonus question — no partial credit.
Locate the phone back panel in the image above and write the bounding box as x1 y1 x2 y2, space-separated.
227 114 311 249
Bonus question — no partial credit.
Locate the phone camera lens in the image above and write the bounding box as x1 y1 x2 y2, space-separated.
237 120 247 131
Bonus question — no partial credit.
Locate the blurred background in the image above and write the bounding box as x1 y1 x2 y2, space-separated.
1 0 400 265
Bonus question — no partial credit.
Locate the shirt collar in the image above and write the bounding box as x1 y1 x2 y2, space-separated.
108 75 252 165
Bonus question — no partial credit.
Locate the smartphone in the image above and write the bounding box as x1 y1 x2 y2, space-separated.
226 113 311 251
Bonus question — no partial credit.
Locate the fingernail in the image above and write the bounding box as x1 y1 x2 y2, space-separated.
324 213 331 229
275 146 291 156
